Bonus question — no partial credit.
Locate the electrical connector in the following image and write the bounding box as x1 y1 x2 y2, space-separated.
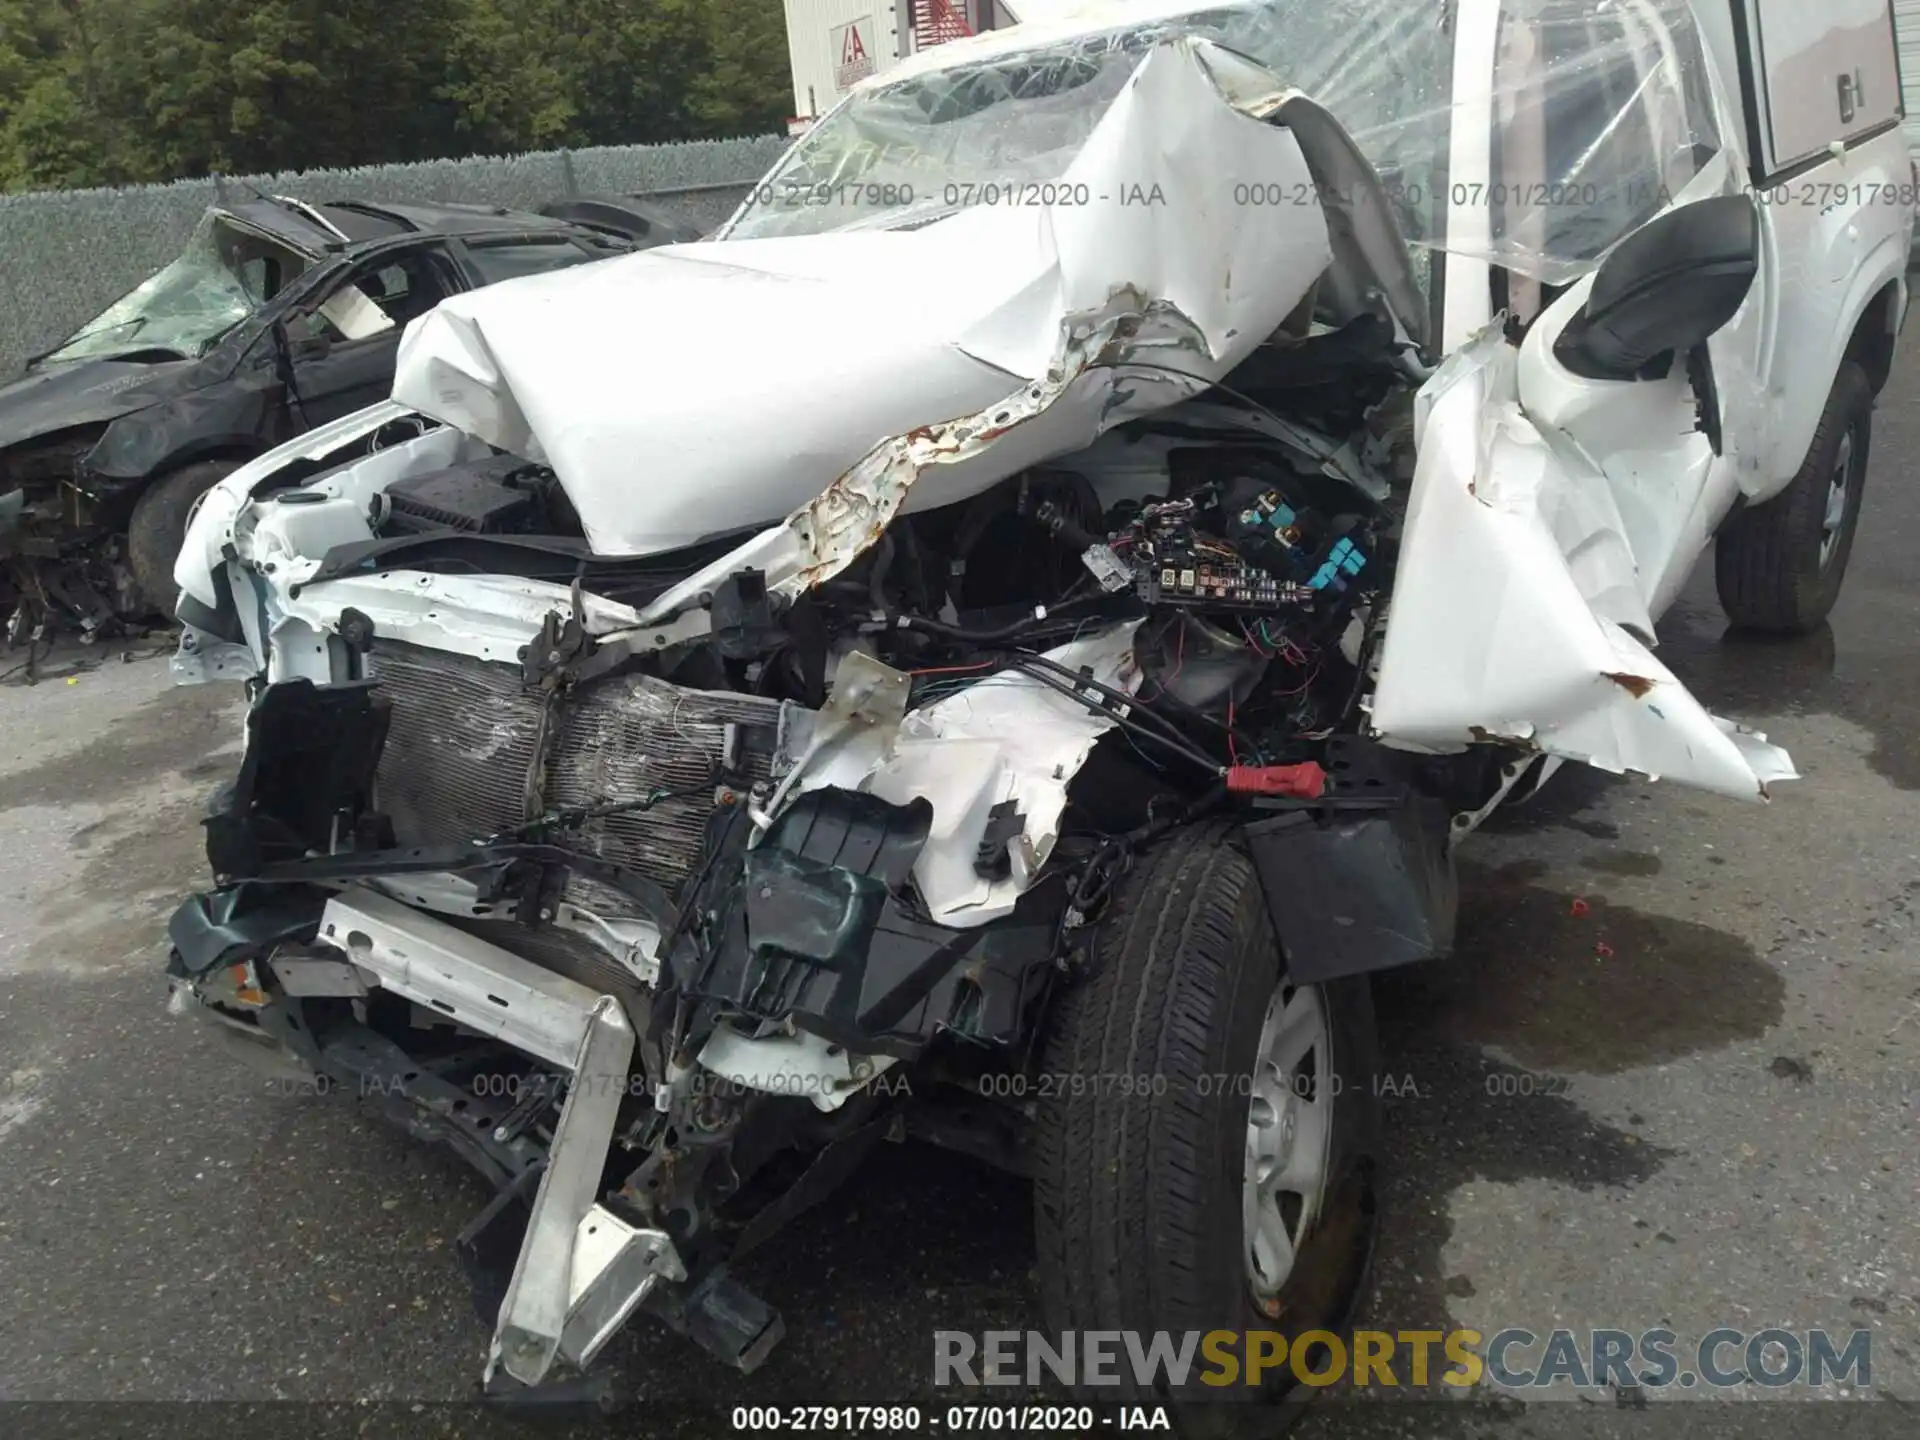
1225 761 1327 798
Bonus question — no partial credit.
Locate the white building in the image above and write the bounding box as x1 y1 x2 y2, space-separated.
781 0 1024 130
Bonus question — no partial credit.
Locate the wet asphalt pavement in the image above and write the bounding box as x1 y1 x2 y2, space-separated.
2 336 1919 1440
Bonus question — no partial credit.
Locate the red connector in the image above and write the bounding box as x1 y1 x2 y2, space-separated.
1225 761 1327 798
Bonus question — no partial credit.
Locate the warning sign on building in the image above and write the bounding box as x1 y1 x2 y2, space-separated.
831 16 877 91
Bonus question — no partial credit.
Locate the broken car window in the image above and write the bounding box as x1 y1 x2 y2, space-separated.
301 250 459 344
724 0 1724 286
464 240 605 286
720 0 1456 243
315 284 397 342
35 211 313 368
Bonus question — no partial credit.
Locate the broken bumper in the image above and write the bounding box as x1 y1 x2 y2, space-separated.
170 887 705 1388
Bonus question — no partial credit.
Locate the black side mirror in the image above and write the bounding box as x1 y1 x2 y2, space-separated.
1553 195 1758 381
290 329 332 361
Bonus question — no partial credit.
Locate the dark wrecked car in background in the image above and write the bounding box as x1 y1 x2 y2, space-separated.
0 190 696 651
158 0 1907 1416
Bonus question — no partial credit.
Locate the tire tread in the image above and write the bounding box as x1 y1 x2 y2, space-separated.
1033 826 1266 1377
128 459 242 616
1715 361 1872 634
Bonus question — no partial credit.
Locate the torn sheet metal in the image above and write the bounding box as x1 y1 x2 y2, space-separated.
870 622 1144 925
1372 328 1796 801
792 623 1143 928
392 38 1331 561
633 292 1168 621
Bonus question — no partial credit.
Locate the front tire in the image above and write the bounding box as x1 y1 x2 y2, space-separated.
1714 361 1872 635
128 458 241 618
1032 824 1379 1415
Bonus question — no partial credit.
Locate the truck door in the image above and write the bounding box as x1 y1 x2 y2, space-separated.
1463 0 1775 608
1371 0 1797 802
1726 0 1910 499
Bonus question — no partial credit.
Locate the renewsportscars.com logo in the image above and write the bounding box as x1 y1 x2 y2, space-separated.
933 1328 1872 1391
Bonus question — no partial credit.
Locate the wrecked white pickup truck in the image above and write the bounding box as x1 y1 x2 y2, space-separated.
163 0 1908 1406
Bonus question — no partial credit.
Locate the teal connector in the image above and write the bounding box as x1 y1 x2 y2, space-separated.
1310 537 1367 591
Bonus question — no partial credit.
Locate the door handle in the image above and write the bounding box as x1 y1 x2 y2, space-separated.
1837 68 1865 126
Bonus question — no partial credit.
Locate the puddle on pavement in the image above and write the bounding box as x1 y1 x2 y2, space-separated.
2 787 210 977
1340 859 1780 1394
1318 972 1676 1412
1401 862 1781 1075
61 779 212 961
1580 849 1662 877
0 681 233 974
1656 582 1920 791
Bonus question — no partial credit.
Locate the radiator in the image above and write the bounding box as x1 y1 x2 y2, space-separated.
369 640 786 902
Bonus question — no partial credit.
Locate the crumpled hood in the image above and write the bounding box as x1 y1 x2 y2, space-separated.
391 38 1336 558
0 358 194 453
392 237 1030 555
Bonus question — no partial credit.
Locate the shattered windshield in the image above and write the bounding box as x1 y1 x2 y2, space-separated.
36 211 313 367
721 0 1457 243
723 0 1728 286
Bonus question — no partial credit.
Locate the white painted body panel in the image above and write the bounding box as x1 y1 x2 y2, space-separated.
1749 125 1911 496
1707 0 1912 498
389 41 1332 559
1371 328 1797 801
174 4 1920 809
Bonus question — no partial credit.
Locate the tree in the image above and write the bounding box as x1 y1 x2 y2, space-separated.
0 0 136 189
438 0 578 153
686 0 792 138
0 0 795 192
119 0 473 176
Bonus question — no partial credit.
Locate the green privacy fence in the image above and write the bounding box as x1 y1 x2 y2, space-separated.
0 134 788 379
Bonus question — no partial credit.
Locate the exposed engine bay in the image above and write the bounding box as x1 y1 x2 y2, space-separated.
350 421 1393 744
174 366 1451 984
166 366 1485 1390
156 16 1802 1400
0 430 145 655
157 245 1784 1402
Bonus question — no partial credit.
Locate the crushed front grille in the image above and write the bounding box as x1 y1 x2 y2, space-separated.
370 640 785 898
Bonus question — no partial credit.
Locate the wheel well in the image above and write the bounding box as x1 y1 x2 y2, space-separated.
163 443 257 475
1844 281 1902 395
